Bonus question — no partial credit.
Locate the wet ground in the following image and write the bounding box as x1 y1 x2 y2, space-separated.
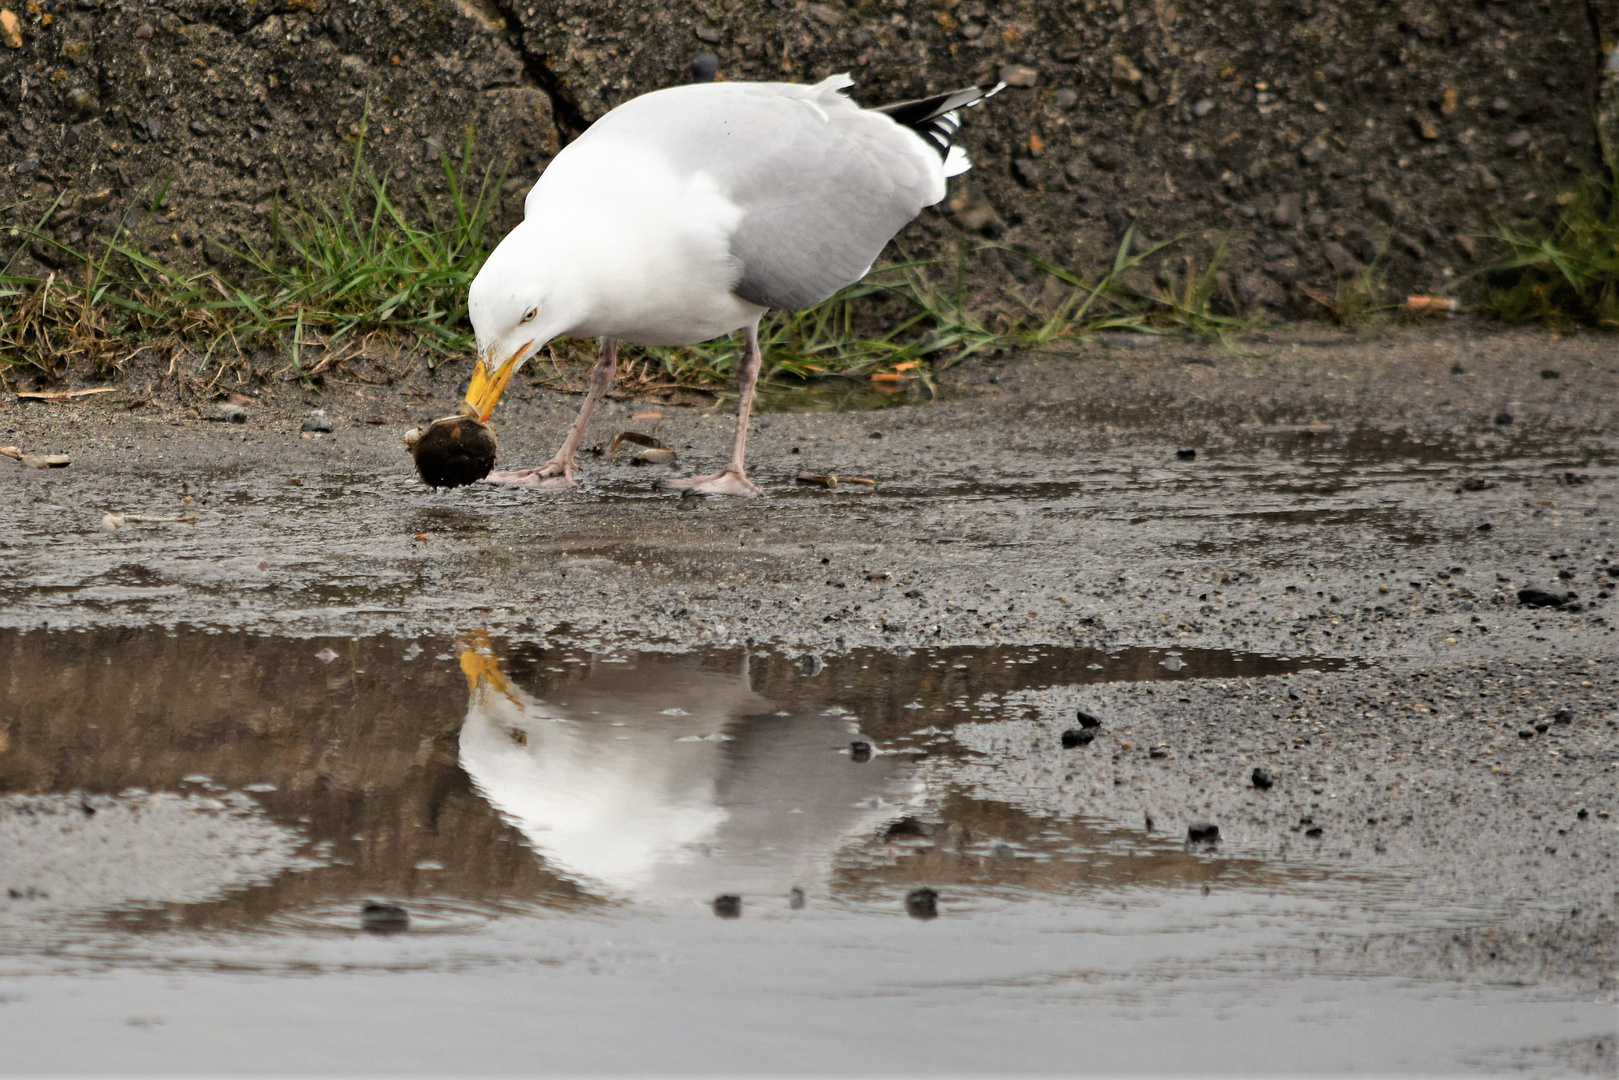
1 326 1617 1074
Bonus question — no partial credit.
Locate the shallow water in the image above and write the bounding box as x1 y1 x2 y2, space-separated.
0 629 1610 1075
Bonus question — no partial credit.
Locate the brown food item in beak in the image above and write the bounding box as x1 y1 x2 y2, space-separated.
406 415 498 488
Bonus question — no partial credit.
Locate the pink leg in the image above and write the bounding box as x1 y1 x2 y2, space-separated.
484 338 618 488
658 324 764 497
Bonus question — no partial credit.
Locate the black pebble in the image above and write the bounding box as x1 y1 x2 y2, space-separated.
1176 448 1197 460
1554 708 1573 725
1251 767 1274 790
905 887 939 920
1061 728 1095 748
713 895 742 918
1148 747 1168 759
1517 587 1572 609
1450 364 1466 374
361 902 409 934
1076 710 1103 729
1304 826 1324 839
1187 822 1220 844
689 52 718 82
1494 411 1514 425
849 740 872 763
410 417 498 489
1540 369 1561 379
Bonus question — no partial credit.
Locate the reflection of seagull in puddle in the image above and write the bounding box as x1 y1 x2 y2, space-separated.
456 642 922 904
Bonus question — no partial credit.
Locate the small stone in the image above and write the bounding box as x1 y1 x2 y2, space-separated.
1176 448 1197 460
1190 98 1214 118
1505 129 1531 149
301 410 333 433
133 22 154 38
204 403 248 424
1364 183 1398 221
15 159 39 175
1012 158 1041 187
66 88 93 114
361 902 409 934
693 24 722 44
1270 193 1303 228
0 9 21 49
1517 587 1571 609
1087 144 1122 172
1061 728 1095 748
1494 411 1513 425
1187 822 1219 844
1109 54 1141 85
849 740 872 763
712 895 742 918
1540 369 1560 379
688 52 718 83
905 887 939 920
1451 364 1466 375
1553 708 1573 725
1251 767 1274 790
1321 241 1360 276
1148 747 1168 759
1490 97 1511 114
788 887 805 909
1075 710 1103 729
1304 826 1324 839
1054 88 1078 110
1518 729 1535 739
1000 65 1039 88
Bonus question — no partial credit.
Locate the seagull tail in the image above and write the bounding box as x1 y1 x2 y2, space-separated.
876 81 1004 175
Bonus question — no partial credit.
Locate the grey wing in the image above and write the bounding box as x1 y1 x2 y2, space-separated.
726 104 941 310
587 81 944 312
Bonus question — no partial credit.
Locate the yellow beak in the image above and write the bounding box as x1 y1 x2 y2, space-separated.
462 341 532 422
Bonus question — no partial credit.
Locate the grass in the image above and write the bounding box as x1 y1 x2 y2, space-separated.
2 129 1248 396
1477 167 1619 328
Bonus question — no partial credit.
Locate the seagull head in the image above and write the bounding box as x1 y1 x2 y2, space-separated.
462 220 579 422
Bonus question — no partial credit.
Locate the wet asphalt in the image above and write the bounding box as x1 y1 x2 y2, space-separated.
1 324 1616 1015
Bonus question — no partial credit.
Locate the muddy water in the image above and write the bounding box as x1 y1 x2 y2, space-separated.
0 630 1609 1075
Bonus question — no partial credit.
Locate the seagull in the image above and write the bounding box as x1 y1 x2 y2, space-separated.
461 73 1000 496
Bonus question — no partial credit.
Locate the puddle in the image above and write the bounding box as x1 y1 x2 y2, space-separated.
0 628 1609 1075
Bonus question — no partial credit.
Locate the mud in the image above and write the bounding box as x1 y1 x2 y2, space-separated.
0 326 1617 1073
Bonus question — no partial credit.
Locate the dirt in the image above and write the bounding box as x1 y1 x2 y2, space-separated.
3 0 1617 318
1 325 1616 1043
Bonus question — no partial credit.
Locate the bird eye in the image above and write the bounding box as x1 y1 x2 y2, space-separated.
520 307 538 324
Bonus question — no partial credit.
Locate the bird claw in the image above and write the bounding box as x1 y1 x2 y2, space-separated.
656 470 763 497
482 460 576 488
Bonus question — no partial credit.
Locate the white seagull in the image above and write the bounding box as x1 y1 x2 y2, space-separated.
460 74 999 496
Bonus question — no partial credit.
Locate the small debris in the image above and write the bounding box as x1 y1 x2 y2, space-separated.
1517 587 1573 609
1405 295 1458 316
1251 767 1274 790
712 894 742 918
1187 822 1220 844
1540 369 1561 379
1176 448 1197 460
1148 746 1169 759
788 887 805 910
1456 478 1497 492
301 410 333 433
204 403 248 424
999 65 1038 88
865 571 891 582
360 902 409 934
1304 826 1324 839
905 887 939 920
609 430 676 465
849 740 872 763
1075 710 1103 729
2 447 71 469
795 472 877 488
1553 708 1573 725
16 387 116 403
1494 411 1513 426
100 512 197 532
1061 728 1095 748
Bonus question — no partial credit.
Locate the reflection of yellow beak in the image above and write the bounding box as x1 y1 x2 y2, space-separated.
459 631 521 708
462 341 532 423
